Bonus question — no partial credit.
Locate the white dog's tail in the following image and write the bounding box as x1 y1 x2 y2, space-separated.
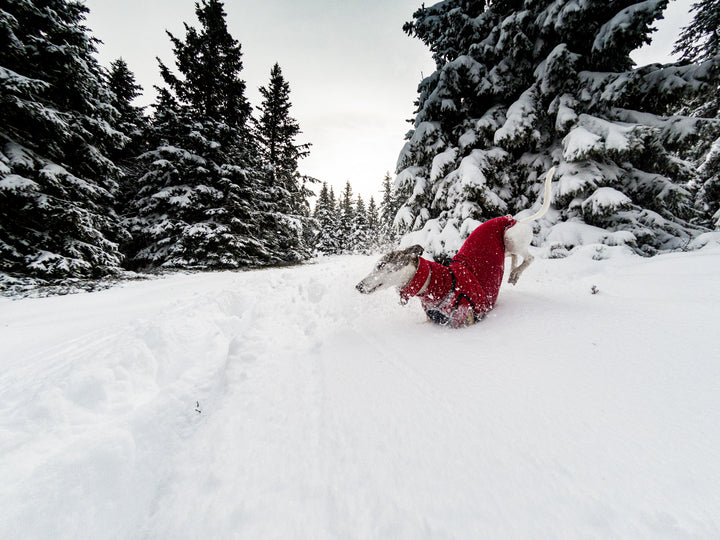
519 166 556 224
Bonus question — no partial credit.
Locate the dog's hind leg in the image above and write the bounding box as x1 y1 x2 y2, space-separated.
504 166 554 285
504 222 534 285
509 253 520 283
508 252 534 285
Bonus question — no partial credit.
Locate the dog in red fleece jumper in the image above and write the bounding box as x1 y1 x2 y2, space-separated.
356 167 555 328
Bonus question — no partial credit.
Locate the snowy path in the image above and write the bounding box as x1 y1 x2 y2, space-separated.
1 249 720 539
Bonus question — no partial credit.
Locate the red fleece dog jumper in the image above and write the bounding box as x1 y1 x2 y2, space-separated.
400 216 517 327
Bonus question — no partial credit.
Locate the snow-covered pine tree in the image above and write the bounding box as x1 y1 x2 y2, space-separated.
350 195 370 253
298 177 318 257
329 185 342 251
255 63 314 263
106 58 147 163
0 0 128 282
396 0 720 258
674 0 720 228
696 137 720 227
338 181 355 253
674 0 720 64
313 181 340 254
379 171 401 247
366 195 381 252
126 0 268 269
105 57 149 228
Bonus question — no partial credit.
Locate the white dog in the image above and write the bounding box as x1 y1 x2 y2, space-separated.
356 168 555 327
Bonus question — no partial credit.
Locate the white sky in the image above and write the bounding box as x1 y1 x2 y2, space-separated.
82 0 693 203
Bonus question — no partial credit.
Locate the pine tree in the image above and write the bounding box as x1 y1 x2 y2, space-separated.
126 0 268 269
674 0 720 63
313 181 340 254
106 58 147 162
367 195 380 251
106 57 149 228
379 172 400 247
330 185 342 251
697 138 720 227
396 0 720 258
338 181 355 253
0 0 128 281
298 175 319 255
255 63 313 263
159 0 250 133
350 195 370 253
674 0 720 229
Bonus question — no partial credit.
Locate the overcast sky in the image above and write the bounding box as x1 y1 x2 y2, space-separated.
82 0 693 203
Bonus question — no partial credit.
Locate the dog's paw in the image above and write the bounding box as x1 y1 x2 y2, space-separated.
508 272 520 285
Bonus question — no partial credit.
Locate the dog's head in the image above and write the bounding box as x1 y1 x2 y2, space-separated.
355 244 424 294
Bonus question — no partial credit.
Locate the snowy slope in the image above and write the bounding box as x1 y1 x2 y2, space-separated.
1 247 720 539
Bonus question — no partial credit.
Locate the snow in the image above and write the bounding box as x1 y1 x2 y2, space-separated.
395 166 426 201
39 163 110 198
440 98 456 111
545 220 637 252
475 104 506 133
613 108 702 147
433 149 509 221
592 0 664 54
0 65 50 93
0 173 39 192
458 129 476 149
639 60 720 96
430 147 457 182
447 54 484 79
563 126 603 161
562 114 638 162
689 231 720 249
393 205 415 230
554 93 579 132
3 141 37 170
535 44 580 96
582 186 632 216
699 136 720 175
2 249 720 538
452 150 489 189
397 122 442 171
580 114 635 153
493 86 539 147
400 217 467 256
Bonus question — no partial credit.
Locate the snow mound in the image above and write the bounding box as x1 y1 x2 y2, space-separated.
545 220 636 256
582 187 632 216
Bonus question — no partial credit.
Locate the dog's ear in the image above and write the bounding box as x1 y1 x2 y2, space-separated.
405 244 424 257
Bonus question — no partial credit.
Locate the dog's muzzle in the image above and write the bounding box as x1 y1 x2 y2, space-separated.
356 282 379 294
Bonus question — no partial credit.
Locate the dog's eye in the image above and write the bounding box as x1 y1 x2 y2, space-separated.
377 262 386 270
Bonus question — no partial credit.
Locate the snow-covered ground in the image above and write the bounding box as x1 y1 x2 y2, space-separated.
1 246 720 539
